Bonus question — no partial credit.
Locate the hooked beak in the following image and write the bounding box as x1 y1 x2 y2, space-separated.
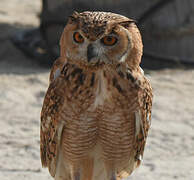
87 44 98 62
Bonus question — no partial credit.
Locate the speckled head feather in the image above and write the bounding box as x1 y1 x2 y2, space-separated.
69 11 135 40
60 11 142 71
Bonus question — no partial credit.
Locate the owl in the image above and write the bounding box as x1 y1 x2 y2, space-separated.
40 11 153 180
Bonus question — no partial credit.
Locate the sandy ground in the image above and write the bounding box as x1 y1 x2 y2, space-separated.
0 1 194 180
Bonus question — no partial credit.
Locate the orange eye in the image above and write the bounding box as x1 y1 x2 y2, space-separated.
101 36 118 46
73 32 84 43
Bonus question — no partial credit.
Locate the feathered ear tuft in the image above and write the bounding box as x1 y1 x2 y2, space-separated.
119 19 137 28
68 11 80 24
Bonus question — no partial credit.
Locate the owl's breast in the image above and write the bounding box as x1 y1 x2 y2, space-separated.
60 65 137 163
92 69 137 164
59 66 101 162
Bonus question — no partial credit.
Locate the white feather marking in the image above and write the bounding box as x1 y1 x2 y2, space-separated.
139 155 143 161
45 116 51 129
119 52 128 63
140 67 144 75
54 68 61 80
57 121 65 142
93 71 109 109
135 111 141 137
147 114 150 122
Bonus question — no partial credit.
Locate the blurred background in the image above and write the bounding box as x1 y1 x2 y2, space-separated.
0 0 194 180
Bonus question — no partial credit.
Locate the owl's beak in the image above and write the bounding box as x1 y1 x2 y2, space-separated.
87 44 98 62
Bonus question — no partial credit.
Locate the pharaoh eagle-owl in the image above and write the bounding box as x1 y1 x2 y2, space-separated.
40 11 153 180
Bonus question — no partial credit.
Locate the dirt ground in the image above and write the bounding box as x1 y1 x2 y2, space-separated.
0 1 194 180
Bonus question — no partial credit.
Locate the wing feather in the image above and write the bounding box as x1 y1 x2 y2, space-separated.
40 60 65 177
135 74 153 166
126 69 153 166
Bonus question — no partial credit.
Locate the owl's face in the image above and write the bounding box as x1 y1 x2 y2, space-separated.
60 12 142 69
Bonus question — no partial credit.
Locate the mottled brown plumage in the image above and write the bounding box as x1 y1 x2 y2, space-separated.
40 11 153 180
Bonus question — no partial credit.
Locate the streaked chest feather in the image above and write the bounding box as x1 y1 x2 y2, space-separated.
60 63 138 114
59 64 139 162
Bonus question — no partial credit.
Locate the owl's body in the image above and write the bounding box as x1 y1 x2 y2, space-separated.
41 11 153 180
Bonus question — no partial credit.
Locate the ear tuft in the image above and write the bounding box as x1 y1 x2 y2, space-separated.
119 19 137 28
68 11 80 24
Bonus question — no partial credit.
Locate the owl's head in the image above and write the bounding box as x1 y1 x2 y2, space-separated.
60 11 143 70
